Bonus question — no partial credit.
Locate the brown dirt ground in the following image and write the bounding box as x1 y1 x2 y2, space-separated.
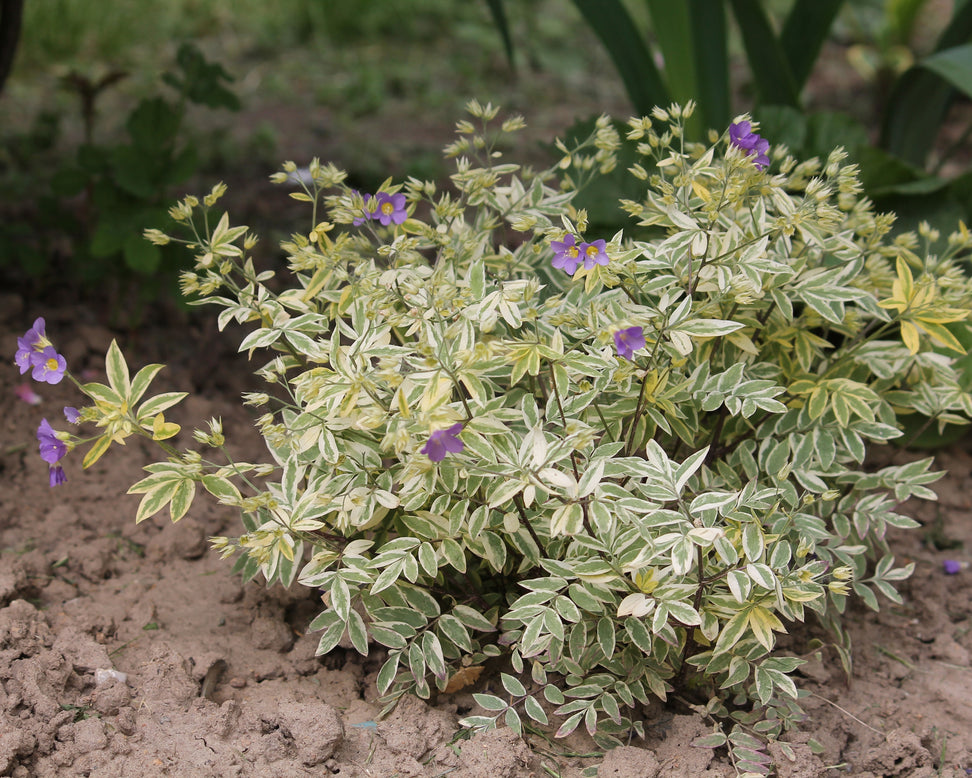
2 283 972 778
3 19 972 770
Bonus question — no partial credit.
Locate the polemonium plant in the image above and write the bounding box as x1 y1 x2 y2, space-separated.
20 103 972 765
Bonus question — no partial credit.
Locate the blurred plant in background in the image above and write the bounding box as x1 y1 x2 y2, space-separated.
487 0 972 236
0 42 238 318
5 0 972 316
0 0 604 310
489 0 844 139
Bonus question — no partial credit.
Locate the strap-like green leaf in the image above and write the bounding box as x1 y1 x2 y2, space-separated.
779 0 844 90
919 43 972 100
726 0 799 106
881 0 972 165
645 0 698 112
568 0 670 116
689 0 730 130
483 0 516 69
645 0 729 134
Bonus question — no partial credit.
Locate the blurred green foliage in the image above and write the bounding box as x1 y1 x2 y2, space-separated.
489 0 843 137
486 0 972 241
0 42 238 303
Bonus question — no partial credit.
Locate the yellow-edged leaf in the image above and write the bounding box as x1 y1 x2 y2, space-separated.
104 340 131 399
169 479 196 522
152 413 181 441
748 605 786 652
916 320 966 353
133 479 181 523
893 257 913 304
900 321 921 354
82 434 113 468
420 374 453 413
917 306 968 324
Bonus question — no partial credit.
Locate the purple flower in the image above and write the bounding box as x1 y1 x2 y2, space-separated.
14 317 46 374
551 234 582 275
30 346 66 385
729 121 756 149
614 326 646 360
64 406 81 423
729 121 770 170
37 419 66 464
421 423 464 462
15 338 33 374
580 239 609 270
374 192 407 226
943 559 962 575
37 419 68 487
352 192 376 226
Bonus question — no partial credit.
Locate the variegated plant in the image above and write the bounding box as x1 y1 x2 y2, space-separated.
30 101 972 764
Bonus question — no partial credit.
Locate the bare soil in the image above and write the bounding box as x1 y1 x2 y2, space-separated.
2 280 972 778
5 1 972 773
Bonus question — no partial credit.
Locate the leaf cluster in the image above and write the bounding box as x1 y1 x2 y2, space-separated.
67 103 972 753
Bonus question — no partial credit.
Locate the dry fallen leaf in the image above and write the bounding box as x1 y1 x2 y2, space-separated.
443 664 484 694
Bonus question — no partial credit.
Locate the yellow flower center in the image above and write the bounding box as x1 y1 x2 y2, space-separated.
46 357 58 371
585 245 600 258
566 246 578 258
382 202 394 215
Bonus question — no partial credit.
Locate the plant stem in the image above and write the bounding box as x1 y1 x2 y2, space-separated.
513 494 545 556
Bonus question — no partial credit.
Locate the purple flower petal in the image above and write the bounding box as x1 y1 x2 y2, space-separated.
580 239 609 270
14 318 47 374
48 464 67 487
64 406 81 423
729 121 770 170
37 419 67 465
943 559 962 575
24 317 46 345
352 192 376 225
728 121 751 147
614 326 646 360
551 234 582 275
421 423 465 462
15 339 32 374
375 192 407 226
29 346 66 385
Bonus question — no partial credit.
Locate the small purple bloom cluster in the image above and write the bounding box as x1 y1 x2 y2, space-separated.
729 121 770 170
13 318 75 487
37 419 68 487
15 318 67 385
551 234 609 276
353 191 408 226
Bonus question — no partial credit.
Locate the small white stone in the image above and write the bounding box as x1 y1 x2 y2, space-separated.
94 668 128 686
